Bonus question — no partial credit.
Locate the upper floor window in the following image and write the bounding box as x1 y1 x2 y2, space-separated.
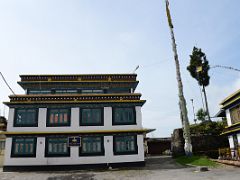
81 89 104 94
11 137 37 157
55 89 78 94
45 137 70 157
113 107 136 125
79 136 104 156
230 105 240 124
14 109 38 127
113 135 138 155
80 108 103 126
28 90 51 95
47 108 70 127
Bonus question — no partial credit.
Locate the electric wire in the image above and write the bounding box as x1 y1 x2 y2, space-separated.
0 72 16 95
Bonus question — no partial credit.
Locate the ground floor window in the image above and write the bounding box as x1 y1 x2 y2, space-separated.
79 136 104 156
45 137 70 157
11 137 37 157
113 135 138 155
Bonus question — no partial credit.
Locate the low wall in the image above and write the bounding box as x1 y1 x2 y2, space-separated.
172 128 229 158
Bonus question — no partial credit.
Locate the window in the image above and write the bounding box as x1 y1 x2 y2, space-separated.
11 137 37 157
28 90 51 94
47 108 70 127
113 135 138 155
80 108 103 126
0 141 5 151
81 89 103 94
14 109 38 127
79 136 104 156
45 137 70 157
55 89 78 94
113 107 136 125
230 105 240 124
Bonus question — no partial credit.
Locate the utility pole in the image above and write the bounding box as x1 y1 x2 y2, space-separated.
165 0 192 156
190 99 196 124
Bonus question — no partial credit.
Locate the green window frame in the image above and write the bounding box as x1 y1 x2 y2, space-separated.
11 137 37 157
80 108 103 126
113 107 136 125
47 108 71 127
79 136 104 156
45 137 70 157
14 108 38 127
113 135 138 155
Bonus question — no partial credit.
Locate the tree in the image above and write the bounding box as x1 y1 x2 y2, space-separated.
196 108 207 122
187 47 211 121
165 0 192 156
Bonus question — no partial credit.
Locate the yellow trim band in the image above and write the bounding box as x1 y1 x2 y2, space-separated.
0 129 154 135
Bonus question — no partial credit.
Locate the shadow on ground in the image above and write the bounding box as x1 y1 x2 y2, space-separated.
47 174 95 180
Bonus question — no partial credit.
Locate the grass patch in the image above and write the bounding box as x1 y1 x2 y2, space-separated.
176 155 218 167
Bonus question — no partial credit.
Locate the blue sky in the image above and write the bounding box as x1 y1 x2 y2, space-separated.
0 0 239 137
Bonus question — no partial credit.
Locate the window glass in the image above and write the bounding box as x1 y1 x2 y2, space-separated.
113 107 135 125
46 137 69 156
80 108 102 126
114 135 137 155
47 108 70 126
28 90 51 94
15 109 38 127
11 137 36 157
55 89 78 94
80 136 104 156
230 106 240 124
81 89 103 94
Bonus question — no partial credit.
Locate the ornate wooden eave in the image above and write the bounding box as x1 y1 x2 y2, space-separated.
19 74 137 82
221 122 240 135
220 89 240 109
6 93 141 102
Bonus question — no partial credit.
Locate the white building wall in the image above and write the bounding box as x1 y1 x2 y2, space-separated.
228 136 234 149
226 109 232 126
7 107 143 132
4 106 145 166
4 135 144 166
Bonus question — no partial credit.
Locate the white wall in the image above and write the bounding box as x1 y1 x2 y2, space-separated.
228 136 234 148
226 109 232 126
7 106 143 132
4 106 145 166
4 135 144 166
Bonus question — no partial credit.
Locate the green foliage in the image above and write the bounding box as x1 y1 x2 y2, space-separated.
190 120 225 135
176 155 218 167
196 108 207 122
187 47 210 86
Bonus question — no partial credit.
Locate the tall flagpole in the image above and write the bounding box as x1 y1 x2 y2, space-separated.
165 0 192 156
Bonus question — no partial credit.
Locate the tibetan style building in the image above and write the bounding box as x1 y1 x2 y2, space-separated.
217 89 240 159
2 74 153 171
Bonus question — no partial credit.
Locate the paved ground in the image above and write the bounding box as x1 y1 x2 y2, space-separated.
0 156 240 180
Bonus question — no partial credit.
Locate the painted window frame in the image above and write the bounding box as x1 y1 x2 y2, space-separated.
113 135 138 155
11 137 37 157
46 108 71 127
230 105 240 125
14 108 38 127
45 137 70 157
112 107 136 125
80 108 104 126
79 136 105 156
